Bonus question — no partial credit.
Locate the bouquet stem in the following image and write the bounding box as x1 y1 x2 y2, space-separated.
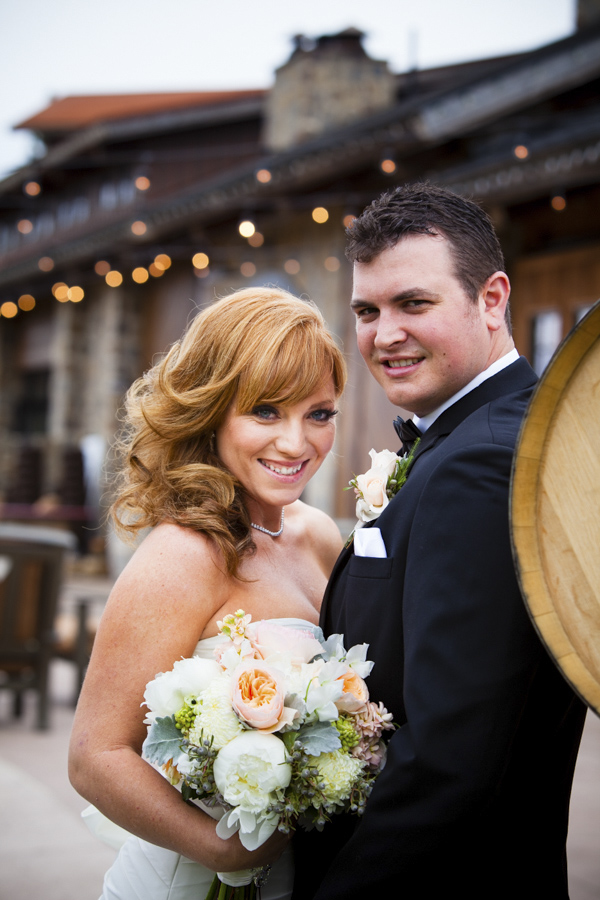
205 875 257 900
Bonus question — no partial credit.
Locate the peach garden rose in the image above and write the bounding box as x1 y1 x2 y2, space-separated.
231 661 297 731
336 667 370 713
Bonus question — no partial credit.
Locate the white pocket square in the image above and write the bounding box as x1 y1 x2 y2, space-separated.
354 527 387 558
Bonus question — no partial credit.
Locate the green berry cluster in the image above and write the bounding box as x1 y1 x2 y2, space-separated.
335 715 360 751
174 700 198 736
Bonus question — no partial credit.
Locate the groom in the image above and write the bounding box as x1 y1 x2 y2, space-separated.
293 184 587 899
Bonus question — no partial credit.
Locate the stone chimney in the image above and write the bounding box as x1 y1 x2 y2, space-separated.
264 28 397 151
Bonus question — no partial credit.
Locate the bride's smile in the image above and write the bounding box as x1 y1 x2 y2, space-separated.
258 458 307 479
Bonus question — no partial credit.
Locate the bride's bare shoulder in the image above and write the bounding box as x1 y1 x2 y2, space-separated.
288 501 343 575
113 521 227 604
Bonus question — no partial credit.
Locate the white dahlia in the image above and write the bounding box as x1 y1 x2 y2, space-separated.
308 750 363 806
188 675 243 749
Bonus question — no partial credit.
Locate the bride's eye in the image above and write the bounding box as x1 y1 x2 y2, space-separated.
251 405 279 421
309 408 338 423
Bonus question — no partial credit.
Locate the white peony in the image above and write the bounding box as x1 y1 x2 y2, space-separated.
189 675 243 749
214 731 291 849
143 656 222 723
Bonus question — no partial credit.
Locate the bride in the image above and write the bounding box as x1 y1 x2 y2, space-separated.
68 287 347 900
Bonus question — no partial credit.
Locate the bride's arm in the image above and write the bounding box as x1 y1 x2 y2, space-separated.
69 522 286 871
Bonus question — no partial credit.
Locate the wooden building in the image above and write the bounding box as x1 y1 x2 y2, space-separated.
0 15 599 554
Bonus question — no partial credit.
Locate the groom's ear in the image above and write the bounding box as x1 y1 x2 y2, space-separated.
481 272 510 332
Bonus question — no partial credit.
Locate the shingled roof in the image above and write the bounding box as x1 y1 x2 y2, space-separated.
15 90 267 135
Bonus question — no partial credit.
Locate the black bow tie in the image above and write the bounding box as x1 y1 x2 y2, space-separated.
393 416 422 455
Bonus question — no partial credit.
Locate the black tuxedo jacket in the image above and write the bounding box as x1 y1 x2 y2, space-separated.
293 358 586 900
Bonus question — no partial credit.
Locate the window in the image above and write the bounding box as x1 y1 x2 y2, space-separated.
12 370 50 436
531 311 562 375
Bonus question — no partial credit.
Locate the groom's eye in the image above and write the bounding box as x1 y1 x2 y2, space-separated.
353 305 378 321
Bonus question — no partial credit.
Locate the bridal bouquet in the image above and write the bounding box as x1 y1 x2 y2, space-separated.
142 611 394 900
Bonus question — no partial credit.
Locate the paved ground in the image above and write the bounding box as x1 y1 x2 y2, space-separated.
0 574 599 900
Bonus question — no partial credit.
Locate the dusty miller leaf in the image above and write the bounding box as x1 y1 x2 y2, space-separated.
142 716 182 765
296 721 341 756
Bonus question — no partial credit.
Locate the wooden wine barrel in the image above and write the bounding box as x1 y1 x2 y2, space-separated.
511 299 600 715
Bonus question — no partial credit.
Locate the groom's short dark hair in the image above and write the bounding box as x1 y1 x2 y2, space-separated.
345 182 506 305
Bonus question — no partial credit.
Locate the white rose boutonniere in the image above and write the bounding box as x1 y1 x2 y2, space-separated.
347 442 420 529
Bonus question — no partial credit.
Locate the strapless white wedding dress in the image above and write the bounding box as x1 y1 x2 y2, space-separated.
86 618 320 900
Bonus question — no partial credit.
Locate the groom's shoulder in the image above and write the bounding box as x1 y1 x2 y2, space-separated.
472 374 536 449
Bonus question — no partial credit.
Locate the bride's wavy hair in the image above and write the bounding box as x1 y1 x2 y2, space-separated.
111 287 347 577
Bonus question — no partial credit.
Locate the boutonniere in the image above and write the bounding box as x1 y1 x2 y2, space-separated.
344 443 419 544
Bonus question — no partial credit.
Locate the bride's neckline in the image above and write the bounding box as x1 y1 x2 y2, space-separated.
196 616 320 646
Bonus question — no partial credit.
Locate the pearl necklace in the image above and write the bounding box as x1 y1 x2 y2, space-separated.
251 509 285 537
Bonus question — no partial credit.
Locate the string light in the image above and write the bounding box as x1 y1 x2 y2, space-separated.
192 252 209 269
148 263 164 277
24 181 41 196
17 219 33 234
38 257 54 272
54 284 70 302
312 207 329 224
94 260 111 276
380 159 396 174
239 220 256 238
248 232 264 247
135 176 151 191
154 253 171 271
0 301 18 318
68 286 84 302
240 261 256 276
18 294 35 311
343 214 357 229
106 270 123 287
514 145 529 159
324 256 341 272
132 267 149 283
256 169 272 184
284 259 300 275
131 220 147 235
551 194 566 211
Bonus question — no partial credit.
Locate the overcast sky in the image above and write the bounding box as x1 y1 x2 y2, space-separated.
0 0 576 179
